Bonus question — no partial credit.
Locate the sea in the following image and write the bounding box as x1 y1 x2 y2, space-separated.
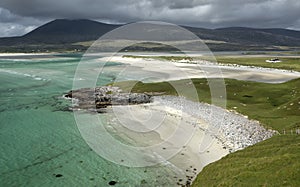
0 53 180 186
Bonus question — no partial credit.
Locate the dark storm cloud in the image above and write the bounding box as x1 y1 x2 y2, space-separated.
0 7 46 36
0 0 300 36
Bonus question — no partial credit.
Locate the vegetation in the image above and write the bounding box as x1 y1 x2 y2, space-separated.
193 135 300 187
112 78 300 186
0 44 86 53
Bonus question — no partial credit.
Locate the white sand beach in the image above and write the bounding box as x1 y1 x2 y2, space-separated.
97 96 274 186
100 56 300 83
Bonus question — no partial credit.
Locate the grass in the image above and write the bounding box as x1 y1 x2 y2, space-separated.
192 135 300 187
112 78 300 186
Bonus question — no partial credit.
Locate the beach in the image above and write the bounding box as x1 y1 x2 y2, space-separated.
100 55 300 83
93 95 275 186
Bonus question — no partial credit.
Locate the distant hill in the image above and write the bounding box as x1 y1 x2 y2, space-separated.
0 19 119 45
185 26 300 46
23 19 119 44
0 19 300 52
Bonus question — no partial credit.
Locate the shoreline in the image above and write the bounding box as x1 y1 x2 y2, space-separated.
0 52 60 56
68 87 275 186
100 56 300 83
104 96 275 186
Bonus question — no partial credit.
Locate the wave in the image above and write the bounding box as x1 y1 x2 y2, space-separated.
0 69 49 81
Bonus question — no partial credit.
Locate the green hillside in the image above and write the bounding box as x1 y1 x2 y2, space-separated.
192 135 300 187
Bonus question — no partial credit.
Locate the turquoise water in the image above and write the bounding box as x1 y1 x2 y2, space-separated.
0 54 179 186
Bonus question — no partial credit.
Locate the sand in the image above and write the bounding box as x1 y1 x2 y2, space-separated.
93 55 284 185
97 95 274 186
101 98 229 185
100 56 300 83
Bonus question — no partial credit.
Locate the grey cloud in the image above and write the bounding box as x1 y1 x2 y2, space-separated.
0 22 36 37
0 7 47 37
0 0 300 37
0 8 18 23
149 0 211 9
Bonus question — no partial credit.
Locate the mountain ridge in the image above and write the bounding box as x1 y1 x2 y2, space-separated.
1 19 300 52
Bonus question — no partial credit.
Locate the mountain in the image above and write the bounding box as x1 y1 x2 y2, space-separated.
185 26 300 46
0 19 300 52
23 19 119 44
0 19 119 45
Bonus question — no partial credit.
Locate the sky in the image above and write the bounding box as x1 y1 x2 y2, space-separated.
0 0 300 37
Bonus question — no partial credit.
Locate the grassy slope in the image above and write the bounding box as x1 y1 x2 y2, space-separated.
193 135 300 187
113 78 300 186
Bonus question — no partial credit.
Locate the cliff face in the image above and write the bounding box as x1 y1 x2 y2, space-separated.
65 86 152 111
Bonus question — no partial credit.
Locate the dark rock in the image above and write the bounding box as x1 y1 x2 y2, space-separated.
108 181 117 185
55 174 63 178
64 91 72 98
65 86 152 111
186 181 191 186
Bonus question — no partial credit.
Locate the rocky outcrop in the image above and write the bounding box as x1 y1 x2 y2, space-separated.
65 86 152 111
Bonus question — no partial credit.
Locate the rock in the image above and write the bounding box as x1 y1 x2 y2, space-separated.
64 91 72 98
108 181 117 185
65 86 152 111
55 174 63 178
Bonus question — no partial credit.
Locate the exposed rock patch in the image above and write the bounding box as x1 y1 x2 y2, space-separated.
55 174 63 178
65 86 152 112
108 181 117 185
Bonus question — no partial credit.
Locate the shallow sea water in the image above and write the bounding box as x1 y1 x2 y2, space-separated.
0 54 180 186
